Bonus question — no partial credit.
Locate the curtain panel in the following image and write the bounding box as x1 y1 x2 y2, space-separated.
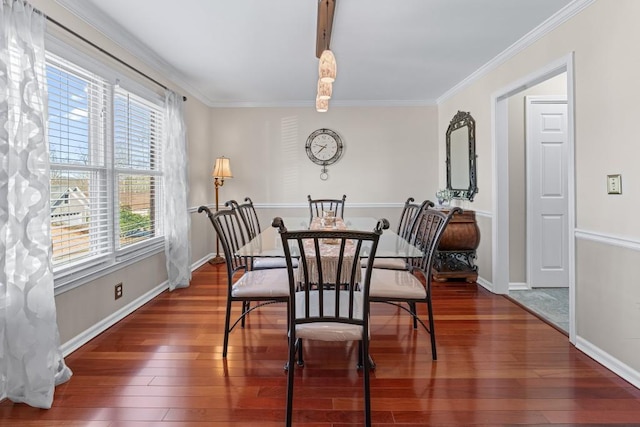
0 0 72 408
163 90 191 290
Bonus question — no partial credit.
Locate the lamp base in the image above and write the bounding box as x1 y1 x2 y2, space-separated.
208 255 225 265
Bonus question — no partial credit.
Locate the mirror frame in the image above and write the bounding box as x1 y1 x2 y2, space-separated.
446 110 478 201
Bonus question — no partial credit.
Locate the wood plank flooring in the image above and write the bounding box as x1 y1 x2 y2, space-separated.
2 262 639 426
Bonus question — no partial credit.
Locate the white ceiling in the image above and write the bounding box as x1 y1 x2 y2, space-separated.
55 0 574 107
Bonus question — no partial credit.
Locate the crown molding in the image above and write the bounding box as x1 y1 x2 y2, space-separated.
331 99 437 108
54 0 591 109
209 99 437 108
437 0 596 104
53 0 213 106
52 0 435 109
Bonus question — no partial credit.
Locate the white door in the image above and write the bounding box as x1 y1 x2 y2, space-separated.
526 96 569 288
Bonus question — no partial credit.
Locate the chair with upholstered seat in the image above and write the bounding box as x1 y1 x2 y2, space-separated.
370 197 433 271
226 197 295 270
369 205 461 360
273 216 388 427
307 194 346 222
198 206 289 358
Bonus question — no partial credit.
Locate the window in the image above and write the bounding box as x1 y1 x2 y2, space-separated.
114 89 163 250
46 51 164 282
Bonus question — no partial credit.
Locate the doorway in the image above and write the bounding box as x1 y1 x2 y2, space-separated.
492 54 576 343
510 91 570 333
526 95 569 289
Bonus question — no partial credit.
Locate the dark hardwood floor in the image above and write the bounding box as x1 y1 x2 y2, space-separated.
2 262 640 426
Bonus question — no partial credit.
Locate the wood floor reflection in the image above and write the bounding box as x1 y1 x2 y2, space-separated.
2 262 639 426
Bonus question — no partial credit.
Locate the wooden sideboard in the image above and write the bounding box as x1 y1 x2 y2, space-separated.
432 208 480 283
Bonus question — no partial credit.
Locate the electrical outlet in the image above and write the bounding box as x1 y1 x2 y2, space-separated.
114 283 123 300
607 174 622 194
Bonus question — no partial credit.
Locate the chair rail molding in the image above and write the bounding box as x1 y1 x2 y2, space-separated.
189 201 406 212
575 229 640 252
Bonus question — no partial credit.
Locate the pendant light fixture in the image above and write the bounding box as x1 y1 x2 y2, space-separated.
315 0 336 111
318 49 336 83
317 78 332 100
316 97 329 113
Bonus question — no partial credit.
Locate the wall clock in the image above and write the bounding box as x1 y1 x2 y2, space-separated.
305 128 343 180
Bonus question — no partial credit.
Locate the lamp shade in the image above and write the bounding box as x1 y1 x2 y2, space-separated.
212 156 233 178
317 78 332 100
316 97 329 113
318 49 336 83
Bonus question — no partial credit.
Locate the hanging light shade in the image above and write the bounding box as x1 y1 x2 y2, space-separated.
318 49 336 83
317 79 332 100
316 97 329 113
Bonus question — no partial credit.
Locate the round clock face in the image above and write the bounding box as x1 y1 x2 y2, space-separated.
305 128 343 166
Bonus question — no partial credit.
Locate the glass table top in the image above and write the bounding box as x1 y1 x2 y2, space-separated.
236 217 422 259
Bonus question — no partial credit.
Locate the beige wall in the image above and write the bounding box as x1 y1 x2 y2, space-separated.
195 105 441 264
208 106 439 206
507 74 567 283
439 0 640 376
577 240 640 369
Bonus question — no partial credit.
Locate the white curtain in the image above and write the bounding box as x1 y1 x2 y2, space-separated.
0 0 72 408
163 90 191 290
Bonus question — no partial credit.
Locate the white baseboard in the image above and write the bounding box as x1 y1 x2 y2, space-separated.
60 280 169 356
509 282 530 291
191 253 216 270
59 254 216 357
476 276 495 293
575 336 640 389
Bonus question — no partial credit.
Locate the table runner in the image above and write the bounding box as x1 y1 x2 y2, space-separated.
297 218 361 285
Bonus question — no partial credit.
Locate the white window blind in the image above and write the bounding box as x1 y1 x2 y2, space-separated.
47 52 111 267
114 89 163 249
45 50 165 279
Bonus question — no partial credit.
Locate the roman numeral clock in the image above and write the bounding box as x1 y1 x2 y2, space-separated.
305 128 343 180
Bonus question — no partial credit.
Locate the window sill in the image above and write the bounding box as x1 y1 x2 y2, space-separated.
54 239 165 296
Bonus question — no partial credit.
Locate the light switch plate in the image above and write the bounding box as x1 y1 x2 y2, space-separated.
607 174 622 194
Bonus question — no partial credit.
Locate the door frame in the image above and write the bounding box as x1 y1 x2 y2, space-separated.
491 53 576 343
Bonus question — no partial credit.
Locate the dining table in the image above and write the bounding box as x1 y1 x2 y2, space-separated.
237 216 422 369
236 216 423 261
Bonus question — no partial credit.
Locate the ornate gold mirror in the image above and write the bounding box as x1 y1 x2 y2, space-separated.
446 110 477 201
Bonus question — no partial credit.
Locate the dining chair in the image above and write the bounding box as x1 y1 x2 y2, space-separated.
368 205 462 360
307 194 346 222
273 216 388 427
369 197 433 271
198 206 289 358
226 197 295 270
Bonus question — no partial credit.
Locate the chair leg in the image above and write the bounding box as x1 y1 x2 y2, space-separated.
426 294 437 360
241 301 249 328
357 341 376 370
223 298 232 358
285 332 297 427
409 302 418 329
296 339 304 366
362 336 372 427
